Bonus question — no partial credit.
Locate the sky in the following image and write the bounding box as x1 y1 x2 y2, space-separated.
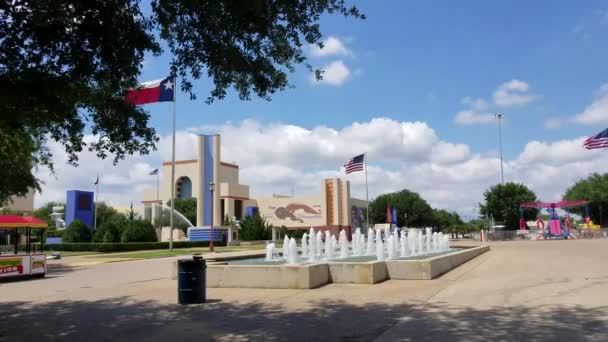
35 1 608 219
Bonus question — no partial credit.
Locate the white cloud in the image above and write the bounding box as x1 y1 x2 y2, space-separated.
461 97 488 111
454 110 495 125
34 118 608 219
493 79 539 107
309 36 351 57
311 60 351 86
572 83 608 125
544 118 563 130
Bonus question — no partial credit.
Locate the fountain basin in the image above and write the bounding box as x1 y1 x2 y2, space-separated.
386 245 490 280
207 263 329 289
196 245 490 288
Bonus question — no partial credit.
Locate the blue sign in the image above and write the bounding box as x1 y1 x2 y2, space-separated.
66 190 95 230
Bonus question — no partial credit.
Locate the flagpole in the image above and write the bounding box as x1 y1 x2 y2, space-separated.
365 153 369 230
169 77 176 251
94 174 99 232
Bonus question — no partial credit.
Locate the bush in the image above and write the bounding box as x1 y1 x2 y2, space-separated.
63 219 91 243
93 220 121 243
239 214 272 241
121 219 157 243
43 240 225 252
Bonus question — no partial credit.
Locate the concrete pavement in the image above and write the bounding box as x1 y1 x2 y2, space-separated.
1 239 608 341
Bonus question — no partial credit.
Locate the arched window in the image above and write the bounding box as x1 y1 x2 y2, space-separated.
176 177 192 198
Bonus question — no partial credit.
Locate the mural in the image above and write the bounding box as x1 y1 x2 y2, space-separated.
256 198 324 227
351 206 364 229
273 203 322 222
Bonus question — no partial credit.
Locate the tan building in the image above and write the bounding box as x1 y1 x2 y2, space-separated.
141 134 367 235
1 190 35 213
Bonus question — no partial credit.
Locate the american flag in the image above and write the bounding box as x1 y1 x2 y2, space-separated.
344 154 365 174
584 128 608 150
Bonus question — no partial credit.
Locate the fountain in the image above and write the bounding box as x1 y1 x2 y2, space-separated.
301 233 308 258
400 232 407 257
387 233 397 260
309 229 317 262
324 231 333 259
265 242 276 261
366 228 375 255
339 230 348 259
282 235 290 259
287 238 299 264
376 229 385 261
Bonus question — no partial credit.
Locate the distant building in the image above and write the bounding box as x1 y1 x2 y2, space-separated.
1 190 35 213
141 134 367 234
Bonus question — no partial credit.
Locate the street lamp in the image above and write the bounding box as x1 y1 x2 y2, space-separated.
209 181 215 252
494 113 505 184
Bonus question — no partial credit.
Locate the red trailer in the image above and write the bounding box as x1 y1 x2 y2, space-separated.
0 215 47 280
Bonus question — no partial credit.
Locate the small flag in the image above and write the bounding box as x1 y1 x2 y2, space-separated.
126 75 175 105
344 154 365 174
392 207 397 225
387 205 392 224
583 128 608 149
149 168 159 176
94 176 99 185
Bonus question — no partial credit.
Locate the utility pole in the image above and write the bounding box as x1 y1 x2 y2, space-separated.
495 113 505 184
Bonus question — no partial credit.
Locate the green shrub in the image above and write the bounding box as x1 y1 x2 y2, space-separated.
93 221 121 243
43 240 225 252
63 219 91 243
239 214 272 241
121 219 157 242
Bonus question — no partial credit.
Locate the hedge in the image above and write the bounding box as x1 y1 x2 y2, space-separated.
43 240 227 252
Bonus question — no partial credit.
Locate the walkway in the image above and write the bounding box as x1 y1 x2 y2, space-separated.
1 240 607 341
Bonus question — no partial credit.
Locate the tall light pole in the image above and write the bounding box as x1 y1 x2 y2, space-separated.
209 181 215 252
495 113 505 184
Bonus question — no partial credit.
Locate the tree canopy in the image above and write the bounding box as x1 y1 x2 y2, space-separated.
563 173 608 225
369 189 435 227
0 0 365 203
479 182 538 230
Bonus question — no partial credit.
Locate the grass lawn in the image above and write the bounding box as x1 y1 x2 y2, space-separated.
94 245 267 259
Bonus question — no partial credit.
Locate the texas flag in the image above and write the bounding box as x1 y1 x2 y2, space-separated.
126 76 175 105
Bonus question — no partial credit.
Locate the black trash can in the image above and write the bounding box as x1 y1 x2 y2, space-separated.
177 255 206 304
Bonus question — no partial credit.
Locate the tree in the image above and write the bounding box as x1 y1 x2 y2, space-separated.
0 1 365 204
369 190 435 227
166 198 197 226
93 220 122 243
63 219 92 243
121 219 158 242
479 182 538 230
564 173 608 225
239 214 272 241
432 209 463 232
0 127 50 205
93 202 121 228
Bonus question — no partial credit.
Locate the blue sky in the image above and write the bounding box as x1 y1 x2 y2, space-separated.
141 1 608 159
36 2 608 216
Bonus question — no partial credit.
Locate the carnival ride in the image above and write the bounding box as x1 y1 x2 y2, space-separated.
519 200 589 240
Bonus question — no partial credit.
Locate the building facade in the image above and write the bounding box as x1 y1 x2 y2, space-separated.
141 134 367 233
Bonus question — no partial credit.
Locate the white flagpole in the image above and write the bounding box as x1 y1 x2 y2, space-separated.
169 77 177 251
94 174 99 232
365 153 369 230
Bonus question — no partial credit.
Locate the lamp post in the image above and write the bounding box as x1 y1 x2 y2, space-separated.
494 113 505 184
209 181 215 252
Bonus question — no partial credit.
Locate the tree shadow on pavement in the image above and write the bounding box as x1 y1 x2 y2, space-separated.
0 297 606 342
